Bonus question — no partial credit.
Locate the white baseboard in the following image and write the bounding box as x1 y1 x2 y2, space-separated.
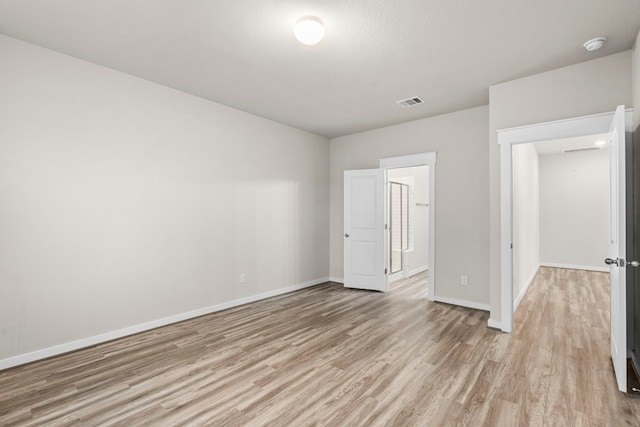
408 265 428 277
433 296 490 312
514 264 540 311
388 270 404 284
540 262 608 273
0 277 329 371
333 268 427 286
487 318 502 330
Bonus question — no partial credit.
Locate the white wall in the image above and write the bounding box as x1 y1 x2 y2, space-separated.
387 165 429 276
539 148 610 270
0 35 330 365
512 143 539 305
330 106 490 308
489 51 632 326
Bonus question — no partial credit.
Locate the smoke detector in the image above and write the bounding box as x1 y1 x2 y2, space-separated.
583 37 606 52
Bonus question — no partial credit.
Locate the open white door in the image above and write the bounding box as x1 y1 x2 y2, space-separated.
607 105 627 393
344 169 386 291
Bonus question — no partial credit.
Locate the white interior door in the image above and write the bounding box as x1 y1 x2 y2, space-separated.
608 104 627 393
344 169 386 291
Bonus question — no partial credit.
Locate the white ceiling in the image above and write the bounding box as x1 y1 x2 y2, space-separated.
0 0 639 138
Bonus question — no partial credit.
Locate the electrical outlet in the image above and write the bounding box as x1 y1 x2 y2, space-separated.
460 275 468 286
240 273 246 284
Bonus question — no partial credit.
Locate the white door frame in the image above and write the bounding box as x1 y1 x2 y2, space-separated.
497 109 633 333
379 152 436 300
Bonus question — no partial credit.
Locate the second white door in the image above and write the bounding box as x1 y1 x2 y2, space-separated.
344 169 386 291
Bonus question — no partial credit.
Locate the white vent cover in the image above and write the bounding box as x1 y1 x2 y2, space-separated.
396 96 424 108
562 147 601 154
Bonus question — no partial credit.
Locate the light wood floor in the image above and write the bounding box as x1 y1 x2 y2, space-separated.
1 268 640 426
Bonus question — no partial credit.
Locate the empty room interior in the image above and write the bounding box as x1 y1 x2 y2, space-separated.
1 1 640 425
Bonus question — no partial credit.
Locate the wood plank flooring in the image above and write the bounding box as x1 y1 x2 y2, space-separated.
1 268 640 425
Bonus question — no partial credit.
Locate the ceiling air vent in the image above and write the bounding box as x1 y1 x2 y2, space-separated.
562 147 601 154
396 96 424 108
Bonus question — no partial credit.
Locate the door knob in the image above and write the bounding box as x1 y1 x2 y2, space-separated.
605 258 630 267
344 233 350 238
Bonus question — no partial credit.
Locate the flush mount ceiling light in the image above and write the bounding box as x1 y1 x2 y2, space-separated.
583 37 606 52
293 16 325 45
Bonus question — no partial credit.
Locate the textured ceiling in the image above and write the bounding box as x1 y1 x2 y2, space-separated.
0 0 639 138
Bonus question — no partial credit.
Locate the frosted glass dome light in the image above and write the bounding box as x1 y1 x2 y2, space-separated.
294 16 325 45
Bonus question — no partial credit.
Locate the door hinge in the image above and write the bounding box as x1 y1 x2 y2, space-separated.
385 224 388 230
385 268 387 274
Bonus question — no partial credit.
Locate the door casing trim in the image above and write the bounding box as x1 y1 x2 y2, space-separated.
496 109 633 332
379 152 436 300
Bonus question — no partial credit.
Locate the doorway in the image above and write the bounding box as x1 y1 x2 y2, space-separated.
498 108 632 333
511 133 610 311
387 165 429 286
498 106 632 392
342 152 436 298
380 153 436 299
